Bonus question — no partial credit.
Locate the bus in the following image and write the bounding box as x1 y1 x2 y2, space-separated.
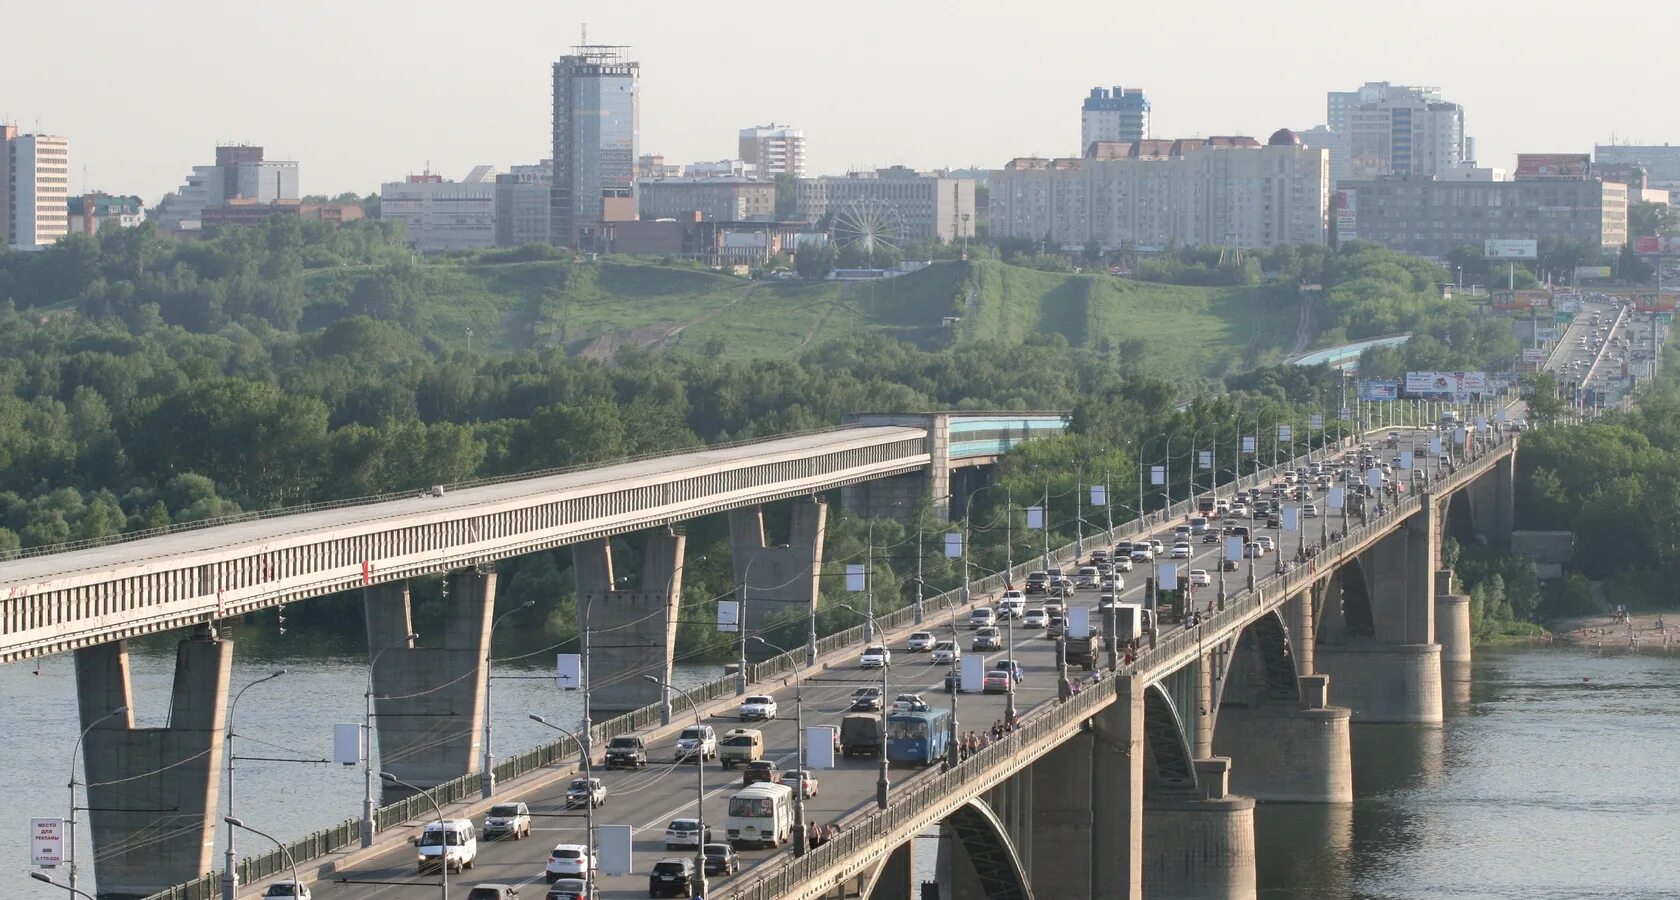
725 782 794 849
886 708 952 767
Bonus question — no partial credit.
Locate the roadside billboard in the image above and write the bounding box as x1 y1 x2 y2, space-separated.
1484 240 1538 259
1491 289 1551 311
1405 371 1490 401
1358 379 1399 401
1634 236 1680 255
1574 266 1613 281
1335 190 1358 242
1521 348 1548 365
1633 292 1680 313
1514 153 1592 180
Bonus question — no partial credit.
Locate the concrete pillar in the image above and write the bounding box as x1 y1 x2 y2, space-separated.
577 532 685 714
1028 734 1095 899
1143 759 1256 900
1194 654 1215 759
870 841 915 900
1363 528 1411 645
729 498 826 657
1403 496 1438 646
1314 644 1443 723
1287 590 1316 676
1435 594 1472 664
841 472 929 524
365 571 494 790
1091 675 1144 900
76 630 231 897
1211 675 1352 804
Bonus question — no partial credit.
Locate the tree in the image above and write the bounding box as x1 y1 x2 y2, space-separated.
773 174 797 220
795 242 836 280
1526 371 1567 427
1629 201 1674 240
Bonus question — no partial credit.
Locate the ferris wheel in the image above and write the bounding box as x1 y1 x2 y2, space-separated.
831 199 905 255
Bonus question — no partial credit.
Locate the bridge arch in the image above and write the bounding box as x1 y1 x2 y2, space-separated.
1318 555 1374 642
1143 682 1197 794
863 799 1034 900
1230 609 1301 705
1444 486 1477 548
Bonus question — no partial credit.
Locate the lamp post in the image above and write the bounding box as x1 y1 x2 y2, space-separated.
364 632 419 847
224 670 287 900
380 773 447 900
69 705 128 899
482 600 536 799
736 556 757 696
31 872 95 900
751 636 809 855
530 715 597 898
642 676 709 897
224 817 301 900
837 603 891 809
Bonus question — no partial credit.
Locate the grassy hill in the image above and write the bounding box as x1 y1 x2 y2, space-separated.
301 257 1296 376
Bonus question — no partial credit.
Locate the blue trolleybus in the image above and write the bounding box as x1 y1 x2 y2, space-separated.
886 708 951 767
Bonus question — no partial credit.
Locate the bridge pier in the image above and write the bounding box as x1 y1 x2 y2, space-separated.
1093 675 1145 899
1027 734 1095 898
1143 758 1257 900
75 628 231 898
842 472 931 525
1314 643 1442 723
730 498 826 658
1212 675 1352 804
364 571 493 790
1467 454 1515 549
574 532 685 715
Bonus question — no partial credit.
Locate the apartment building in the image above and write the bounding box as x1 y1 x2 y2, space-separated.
2 128 70 249
795 166 976 243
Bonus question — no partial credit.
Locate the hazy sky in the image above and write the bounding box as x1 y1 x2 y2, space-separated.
7 0 1675 203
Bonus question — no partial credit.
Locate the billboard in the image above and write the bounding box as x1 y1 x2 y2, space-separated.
1633 292 1680 313
1405 371 1490 401
32 817 64 868
1485 239 1538 259
1514 153 1592 180
1521 348 1548 365
1359 379 1399 401
1334 190 1358 242
1575 266 1613 281
1491 289 1551 311
1633 236 1680 255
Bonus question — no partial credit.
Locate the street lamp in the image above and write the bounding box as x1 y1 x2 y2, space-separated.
530 715 597 898
642 676 709 898
379 773 447 900
224 669 287 900
482 599 537 798
224 817 301 900
69 705 128 898
752 636 809 855
838 603 891 809
364 632 419 847
31 872 95 900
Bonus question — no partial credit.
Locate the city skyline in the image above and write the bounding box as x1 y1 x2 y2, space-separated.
4 0 1675 204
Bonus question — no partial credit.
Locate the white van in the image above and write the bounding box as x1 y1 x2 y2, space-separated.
968 607 996 629
726 782 795 850
417 818 477 873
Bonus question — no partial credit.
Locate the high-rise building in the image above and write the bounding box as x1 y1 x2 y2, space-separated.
1296 125 1350 189
495 161 553 248
156 145 299 231
1334 175 1626 256
1081 86 1150 153
639 178 775 221
795 167 976 243
1596 144 1680 188
2 128 70 249
551 44 639 249
738 124 806 178
1329 82 1464 180
988 130 1329 252
381 169 499 252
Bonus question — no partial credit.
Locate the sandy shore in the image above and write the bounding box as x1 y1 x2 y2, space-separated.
1554 612 1680 649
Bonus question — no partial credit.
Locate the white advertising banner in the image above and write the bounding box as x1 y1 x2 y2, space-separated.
598 824 634 876
1150 466 1165 486
332 723 363 766
716 601 740 633
944 533 963 558
1090 485 1106 506
1026 506 1044 529
556 653 582 689
845 564 866 592
1241 435 1256 454
1158 563 1179 591
1430 437 1443 456
961 655 987 693
1310 414 1324 430
1399 450 1414 471
1366 469 1385 490
1225 537 1245 561
1198 451 1213 470
806 726 838 769
1282 508 1300 532
1328 487 1345 510
31 817 64 868
1278 425 1292 443
1067 607 1090 640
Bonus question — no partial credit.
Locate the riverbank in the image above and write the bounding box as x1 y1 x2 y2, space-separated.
1553 612 1680 649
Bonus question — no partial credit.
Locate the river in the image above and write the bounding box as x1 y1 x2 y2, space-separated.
3 638 1678 899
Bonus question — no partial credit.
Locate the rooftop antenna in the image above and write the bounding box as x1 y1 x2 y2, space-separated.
582 23 587 44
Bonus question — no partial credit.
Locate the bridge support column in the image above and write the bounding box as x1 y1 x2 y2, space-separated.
1027 733 1094 898
1469 455 1516 550
841 472 929 525
1434 570 1472 665
574 532 685 715
1143 758 1256 900
1287 591 1316 676
867 841 916 900
75 628 231 898
730 498 826 659
365 571 493 790
1091 674 1145 900
1211 675 1352 804
1314 643 1442 723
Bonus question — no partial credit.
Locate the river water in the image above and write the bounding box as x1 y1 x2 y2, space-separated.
3 638 1677 899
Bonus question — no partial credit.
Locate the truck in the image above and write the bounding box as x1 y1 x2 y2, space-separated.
839 714 884 758
1064 632 1106 670
1107 603 1145 645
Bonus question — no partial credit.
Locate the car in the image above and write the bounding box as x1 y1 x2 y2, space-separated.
742 759 779 786
1048 576 1076 596
1222 558 1240 572
1075 566 1102 589
1189 517 1210 534
930 640 961 664
738 694 778 721
1173 525 1192 540
1256 536 1276 552
1229 504 1249 519
483 802 531 840
545 843 594 881
702 842 740 876
674 724 717 762
860 645 891 668
982 669 1012 694
1001 589 1027 604
780 768 820 798
1303 503 1319 518
1148 539 1164 554
664 818 711 851
1188 569 1211 586
1100 575 1120 592
649 858 698 898
1022 608 1049 628
891 693 930 713
944 669 962 692
1171 542 1192 559
262 884 311 900
972 626 1002 651
1111 555 1134 572
546 878 595 900
466 886 519 900
604 735 647 769
1202 530 1221 544
968 607 997 629
906 631 935 651
850 686 883 707
564 777 605 809
1023 571 1050 594
1246 542 1265 558
1130 546 1154 562
1047 615 1066 638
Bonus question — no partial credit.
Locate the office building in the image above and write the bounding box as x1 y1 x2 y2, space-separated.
495 161 552 248
381 169 499 252
552 44 639 249
156 145 299 231
639 178 775 222
988 129 1329 252
1595 144 1680 188
795 167 977 243
1334 175 1626 257
738 124 806 178
637 154 680 179
684 159 757 179
1297 125 1350 189
1081 86 1151 152
67 193 144 236
2 128 70 249
1328 82 1465 180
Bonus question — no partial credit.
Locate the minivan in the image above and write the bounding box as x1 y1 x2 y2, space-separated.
416 818 477 873
969 607 996 629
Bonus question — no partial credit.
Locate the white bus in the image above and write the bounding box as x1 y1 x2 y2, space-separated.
725 782 794 850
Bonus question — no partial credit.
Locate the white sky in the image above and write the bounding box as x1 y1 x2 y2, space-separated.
6 0 1675 203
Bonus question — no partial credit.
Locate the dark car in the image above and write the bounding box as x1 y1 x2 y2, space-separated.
604 735 647 769
649 858 697 898
944 669 961 693
850 693 883 712
466 888 519 900
702 842 739 876
742 759 779 786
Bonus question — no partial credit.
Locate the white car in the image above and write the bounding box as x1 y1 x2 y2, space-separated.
930 640 961 664
1001 589 1027 604
1171 542 1192 559
1188 569 1211 586
482 802 531 839
1022 608 1049 628
663 819 710 851
860 645 891 668
906 631 935 651
1256 536 1276 552
674 724 717 762
546 843 596 880
738 695 778 721
262 884 311 900
1111 556 1134 572
1130 547 1154 562
1302 503 1318 518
